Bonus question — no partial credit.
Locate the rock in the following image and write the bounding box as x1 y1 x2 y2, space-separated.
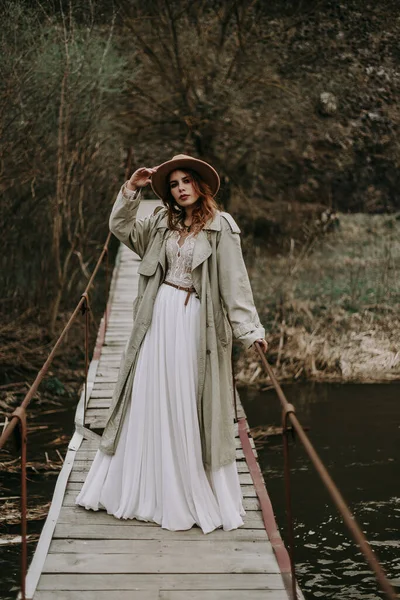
318 92 338 116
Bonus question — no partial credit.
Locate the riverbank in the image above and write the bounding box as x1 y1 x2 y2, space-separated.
237 212 400 386
236 310 400 386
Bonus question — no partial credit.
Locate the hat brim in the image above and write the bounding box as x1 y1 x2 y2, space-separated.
151 156 220 201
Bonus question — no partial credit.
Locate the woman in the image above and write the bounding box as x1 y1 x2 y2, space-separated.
75 154 268 534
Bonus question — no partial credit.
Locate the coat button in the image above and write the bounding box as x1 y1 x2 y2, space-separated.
206 349 211 355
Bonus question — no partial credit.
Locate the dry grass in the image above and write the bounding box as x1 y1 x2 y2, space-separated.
0 501 51 526
241 213 400 384
0 456 63 474
0 533 40 546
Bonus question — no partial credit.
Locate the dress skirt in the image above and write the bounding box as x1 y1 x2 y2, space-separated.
75 283 245 533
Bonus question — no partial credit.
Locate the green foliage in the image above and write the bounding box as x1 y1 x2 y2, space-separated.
44 376 66 396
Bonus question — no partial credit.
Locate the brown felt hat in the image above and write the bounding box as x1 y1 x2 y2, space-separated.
151 154 220 201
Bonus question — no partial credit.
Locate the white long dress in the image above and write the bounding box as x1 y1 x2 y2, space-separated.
75 228 245 533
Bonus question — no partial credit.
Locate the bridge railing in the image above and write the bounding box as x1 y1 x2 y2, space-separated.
250 341 397 600
0 232 112 600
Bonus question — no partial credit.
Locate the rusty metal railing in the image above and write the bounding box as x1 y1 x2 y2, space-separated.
0 233 111 600
252 341 397 600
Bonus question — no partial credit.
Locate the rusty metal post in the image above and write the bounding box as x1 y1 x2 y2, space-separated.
105 247 109 332
81 293 90 409
231 354 238 422
11 406 27 600
282 403 297 600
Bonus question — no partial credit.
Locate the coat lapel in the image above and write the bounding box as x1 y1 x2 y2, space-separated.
192 211 223 271
157 235 167 274
156 209 222 273
192 229 212 272
136 234 165 276
155 214 169 275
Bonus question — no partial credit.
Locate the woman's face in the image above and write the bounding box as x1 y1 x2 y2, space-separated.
168 169 199 208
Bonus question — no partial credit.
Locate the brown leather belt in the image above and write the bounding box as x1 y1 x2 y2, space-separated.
163 280 196 306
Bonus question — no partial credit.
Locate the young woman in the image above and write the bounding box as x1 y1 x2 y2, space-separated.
75 154 268 534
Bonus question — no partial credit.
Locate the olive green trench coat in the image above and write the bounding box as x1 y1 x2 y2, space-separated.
98 182 265 470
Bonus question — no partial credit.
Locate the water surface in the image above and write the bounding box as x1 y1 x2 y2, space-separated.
241 382 400 599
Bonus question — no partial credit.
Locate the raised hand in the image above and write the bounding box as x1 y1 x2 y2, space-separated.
127 166 158 191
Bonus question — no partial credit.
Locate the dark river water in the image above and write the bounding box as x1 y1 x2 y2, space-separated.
1 382 399 599
0 403 76 600
241 382 400 600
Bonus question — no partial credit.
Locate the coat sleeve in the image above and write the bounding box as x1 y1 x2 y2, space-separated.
109 181 158 258
216 215 266 349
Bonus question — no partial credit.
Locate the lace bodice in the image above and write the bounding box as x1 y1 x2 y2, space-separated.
164 230 196 287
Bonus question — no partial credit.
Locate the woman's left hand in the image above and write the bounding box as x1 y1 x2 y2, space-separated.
254 339 268 353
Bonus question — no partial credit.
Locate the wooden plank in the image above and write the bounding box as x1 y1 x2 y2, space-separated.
52 524 268 541
73 441 246 452
72 442 252 456
36 592 288 600
96 349 128 356
67 470 255 485
48 538 270 556
89 389 114 397
75 426 252 441
72 438 241 454
37 572 283 591
71 435 251 449
92 382 118 389
86 400 112 409
95 368 120 375
65 481 257 497
71 449 256 461
72 435 253 451
56 507 265 529
42 546 279 574
160 593 288 600
62 492 260 511
104 326 132 329
76 423 249 444
35 593 156 600
66 459 250 474
97 358 127 365
35 588 288 599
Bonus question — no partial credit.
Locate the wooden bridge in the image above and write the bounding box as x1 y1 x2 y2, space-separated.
22 201 303 600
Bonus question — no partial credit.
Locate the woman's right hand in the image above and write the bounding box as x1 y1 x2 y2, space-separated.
127 166 158 191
